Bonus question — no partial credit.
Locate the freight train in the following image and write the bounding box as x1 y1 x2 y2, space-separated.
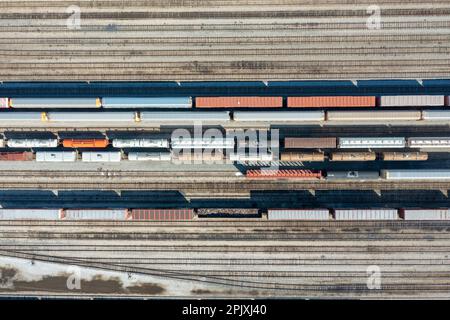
0 207 448 221
2 109 450 125
1 95 449 109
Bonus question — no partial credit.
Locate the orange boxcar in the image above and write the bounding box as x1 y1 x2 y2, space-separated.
63 139 109 148
287 96 376 108
196 97 283 108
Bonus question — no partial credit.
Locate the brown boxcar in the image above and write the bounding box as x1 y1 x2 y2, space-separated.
288 96 376 108
330 152 376 161
196 97 283 108
0 151 34 161
128 209 194 221
280 152 325 162
284 137 337 149
382 152 428 161
63 139 109 148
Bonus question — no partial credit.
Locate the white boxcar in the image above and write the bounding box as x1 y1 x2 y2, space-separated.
10 98 101 108
380 95 444 107
171 138 235 149
334 209 398 220
327 111 422 121
7 139 58 148
422 110 450 120
102 97 192 108
403 209 450 220
62 209 127 220
128 152 171 161
0 209 61 220
46 112 136 122
112 138 169 148
233 111 325 122
82 151 121 162
0 139 4 148
229 152 273 162
140 111 230 123
36 151 77 162
382 170 450 180
268 209 330 220
338 137 406 149
408 137 450 148
0 98 8 108
0 112 43 122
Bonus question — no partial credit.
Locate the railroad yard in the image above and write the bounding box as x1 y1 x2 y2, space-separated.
1 0 450 303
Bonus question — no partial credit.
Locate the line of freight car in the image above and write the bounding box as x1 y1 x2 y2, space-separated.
2 95 448 109
1 208 448 221
267 209 450 221
2 110 450 124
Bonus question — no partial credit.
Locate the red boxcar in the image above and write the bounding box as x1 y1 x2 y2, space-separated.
128 209 194 221
0 152 34 161
196 97 283 108
287 96 376 108
246 169 323 179
63 139 109 148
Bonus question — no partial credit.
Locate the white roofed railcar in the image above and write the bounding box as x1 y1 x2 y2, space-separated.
380 95 444 107
171 137 235 149
10 98 101 108
229 152 273 162
82 151 121 162
102 97 192 108
128 152 171 161
334 209 398 220
422 110 450 120
381 170 450 180
0 209 61 220
327 110 422 121
338 137 406 149
36 151 77 162
7 138 58 148
112 138 169 148
46 112 136 122
407 137 450 148
268 209 330 220
233 111 325 122
0 139 4 148
140 111 230 123
61 209 127 220
0 112 43 122
402 209 450 220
